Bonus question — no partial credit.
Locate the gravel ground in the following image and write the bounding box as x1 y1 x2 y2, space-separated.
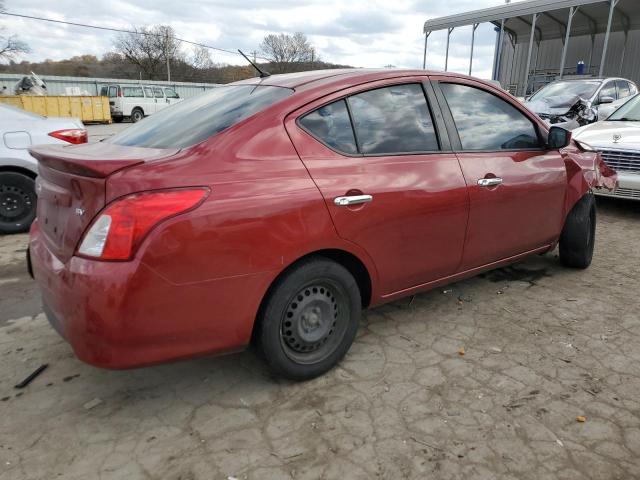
0 196 639 480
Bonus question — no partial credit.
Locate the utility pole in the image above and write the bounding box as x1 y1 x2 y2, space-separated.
251 50 258 77
166 30 171 82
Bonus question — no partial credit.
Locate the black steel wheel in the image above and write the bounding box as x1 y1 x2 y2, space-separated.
256 257 361 380
280 280 349 365
0 172 37 234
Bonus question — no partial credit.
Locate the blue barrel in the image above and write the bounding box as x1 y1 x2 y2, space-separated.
577 61 586 75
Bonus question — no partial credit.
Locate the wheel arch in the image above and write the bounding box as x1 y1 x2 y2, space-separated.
251 248 374 344
0 164 38 179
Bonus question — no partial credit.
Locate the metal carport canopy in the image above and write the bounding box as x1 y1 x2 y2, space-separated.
423 0 639 42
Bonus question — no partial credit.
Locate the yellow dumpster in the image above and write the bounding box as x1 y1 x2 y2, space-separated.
0 95 111 124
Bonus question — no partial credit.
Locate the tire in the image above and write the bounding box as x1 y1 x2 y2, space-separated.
130 108 144 123
0 172 37 234
256 257 361 380
559 192 596 269
112 116 124 123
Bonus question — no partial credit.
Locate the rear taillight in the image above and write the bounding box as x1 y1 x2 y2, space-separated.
48 129 88 144
77 188 209 261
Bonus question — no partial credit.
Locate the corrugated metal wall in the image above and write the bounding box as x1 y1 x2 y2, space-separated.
498 29 639 96
0 74 221 99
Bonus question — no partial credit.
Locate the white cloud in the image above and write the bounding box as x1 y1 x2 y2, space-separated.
0 0 524 79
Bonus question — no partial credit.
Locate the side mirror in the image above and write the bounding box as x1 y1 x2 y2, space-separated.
548 126 572 149
599 96 615 104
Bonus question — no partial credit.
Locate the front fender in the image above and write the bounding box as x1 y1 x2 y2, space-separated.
561 145 617 215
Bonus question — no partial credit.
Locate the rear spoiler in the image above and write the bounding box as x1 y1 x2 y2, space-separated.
29 144 178 178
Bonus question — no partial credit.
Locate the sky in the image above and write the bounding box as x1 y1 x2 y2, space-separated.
0 0 525 79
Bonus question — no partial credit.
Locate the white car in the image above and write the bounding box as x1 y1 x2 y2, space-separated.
0 103 87 233
573 94 640 201
597 93 638 121
525 77 638 130
100 84 183 123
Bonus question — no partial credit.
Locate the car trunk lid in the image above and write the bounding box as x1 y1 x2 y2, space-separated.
29 143 178 263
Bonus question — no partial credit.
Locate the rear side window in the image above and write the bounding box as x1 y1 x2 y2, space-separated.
123 87 144 98
153 87 164 98
299 100 357 154
441 83 540 150
348 84 439 154
144 87 154 98
109 85 293 149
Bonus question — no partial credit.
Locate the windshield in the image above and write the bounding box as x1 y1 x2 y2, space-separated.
607 94 640 121
109 85 293 149
529 80 602 102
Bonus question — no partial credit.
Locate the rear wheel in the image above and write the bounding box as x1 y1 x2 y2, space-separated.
0 172 37 234
130 108 144 123
256 257 361 380
559 192 596 269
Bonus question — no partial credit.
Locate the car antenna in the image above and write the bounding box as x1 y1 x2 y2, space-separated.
238 49 270 78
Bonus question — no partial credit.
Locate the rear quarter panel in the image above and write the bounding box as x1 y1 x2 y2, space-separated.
106 110 377 287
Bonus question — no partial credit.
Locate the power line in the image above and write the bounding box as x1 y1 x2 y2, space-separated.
0 11 271 62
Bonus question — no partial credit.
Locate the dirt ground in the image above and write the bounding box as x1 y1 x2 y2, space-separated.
0 197 639 480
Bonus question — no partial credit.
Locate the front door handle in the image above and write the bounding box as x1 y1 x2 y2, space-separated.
334 194 373 206
477 177 503 187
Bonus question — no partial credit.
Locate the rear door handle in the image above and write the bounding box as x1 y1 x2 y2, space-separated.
477 177 503 187
334 195 373 206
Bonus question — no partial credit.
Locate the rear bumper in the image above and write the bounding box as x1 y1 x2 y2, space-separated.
595 172 640 200
29 221 274 369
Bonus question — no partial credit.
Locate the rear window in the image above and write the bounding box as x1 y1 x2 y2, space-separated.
123 87 144 97
109 85 293 149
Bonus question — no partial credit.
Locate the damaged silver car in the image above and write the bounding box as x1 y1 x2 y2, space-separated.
526 77 637 130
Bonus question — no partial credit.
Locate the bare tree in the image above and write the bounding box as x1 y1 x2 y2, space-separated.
0 1 30 62
113 25 181 80
260 32 316 72
190 45 213 70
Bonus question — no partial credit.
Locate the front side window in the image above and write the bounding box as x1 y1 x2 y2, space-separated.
299 100 357 154
164 88 179 99
123 87 144 98
347 84 439 154
109 85 293 149
108 86 117 98
441 83 541 151
616 80 631 99
599 82 617 103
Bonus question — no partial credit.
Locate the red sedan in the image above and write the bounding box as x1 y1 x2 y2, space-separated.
28 69 616 379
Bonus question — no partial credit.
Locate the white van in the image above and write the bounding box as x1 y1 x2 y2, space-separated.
99 84 182 123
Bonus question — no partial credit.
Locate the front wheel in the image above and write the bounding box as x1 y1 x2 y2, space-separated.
256 257 361 380
0 172 37 234
559 192 596 269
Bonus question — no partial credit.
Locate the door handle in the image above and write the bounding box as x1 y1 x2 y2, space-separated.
477 177 503 187
334 194 373 206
